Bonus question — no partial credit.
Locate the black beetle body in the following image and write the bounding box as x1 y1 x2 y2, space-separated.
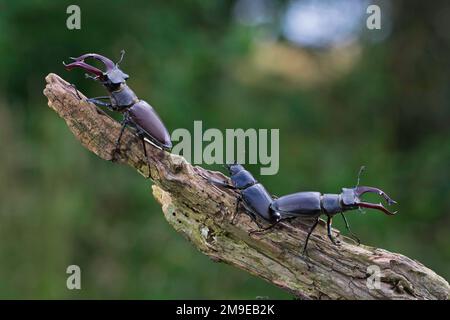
271 192 322 217
241 184 277 223
271 185 396 252
63 52 172 178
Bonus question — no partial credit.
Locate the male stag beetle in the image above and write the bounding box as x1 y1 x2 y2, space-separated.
271 166 397 253
63 51 172 178
208 164 397 254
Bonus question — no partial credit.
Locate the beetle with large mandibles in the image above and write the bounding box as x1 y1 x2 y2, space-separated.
63 51 172 178
208 164 397 254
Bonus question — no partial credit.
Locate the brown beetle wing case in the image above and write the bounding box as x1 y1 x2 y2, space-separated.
128 100 172 150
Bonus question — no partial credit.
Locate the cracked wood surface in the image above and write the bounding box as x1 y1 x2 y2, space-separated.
43 73 449 300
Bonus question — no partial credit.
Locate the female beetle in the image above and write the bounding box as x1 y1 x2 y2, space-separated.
208 164 281 226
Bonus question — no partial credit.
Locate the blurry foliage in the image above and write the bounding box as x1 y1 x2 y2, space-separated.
0 0 448 298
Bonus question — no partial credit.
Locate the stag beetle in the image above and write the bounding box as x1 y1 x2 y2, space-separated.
208 164 397 254
271 167 397 253
63 51 172 178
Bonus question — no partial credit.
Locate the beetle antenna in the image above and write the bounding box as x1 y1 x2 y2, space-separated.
116 49 125 66
355 166 367 213
355 165 365 188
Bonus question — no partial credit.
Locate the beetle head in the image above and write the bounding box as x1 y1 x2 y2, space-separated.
338 166 397 215
63 51 129 89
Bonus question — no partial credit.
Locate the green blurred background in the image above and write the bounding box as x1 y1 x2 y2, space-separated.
0 0 448 299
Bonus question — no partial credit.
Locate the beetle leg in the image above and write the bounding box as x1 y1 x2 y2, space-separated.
139 134 154 180
68 83 83 100
111 116 130 161
89 96 111 100
87 98 113 110
340 213 361 245
240 202 265 230
248 219 281 235
87 96 117 112
247 214 265 231
68 89 112 116
207 178 236 190
327 216 339 245
231 196 242 224
302 218 320 255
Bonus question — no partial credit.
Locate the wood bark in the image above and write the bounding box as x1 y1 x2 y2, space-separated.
43 73 449 300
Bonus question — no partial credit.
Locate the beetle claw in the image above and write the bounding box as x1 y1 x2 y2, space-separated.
357 201 397 216
63 53 117 78
63 60 104 78
342 186 397 216
354 186 397 206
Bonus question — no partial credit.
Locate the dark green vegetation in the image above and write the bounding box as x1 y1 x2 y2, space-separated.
0 1 448 298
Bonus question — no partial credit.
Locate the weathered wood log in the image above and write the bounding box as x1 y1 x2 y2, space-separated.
44 73 449 300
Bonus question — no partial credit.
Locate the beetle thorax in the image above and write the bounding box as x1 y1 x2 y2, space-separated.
321 194 342 215
108 83 139 109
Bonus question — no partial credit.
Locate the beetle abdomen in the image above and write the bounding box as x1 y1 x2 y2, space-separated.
128 100 172 150
271 192 322 217
242 184 276 222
